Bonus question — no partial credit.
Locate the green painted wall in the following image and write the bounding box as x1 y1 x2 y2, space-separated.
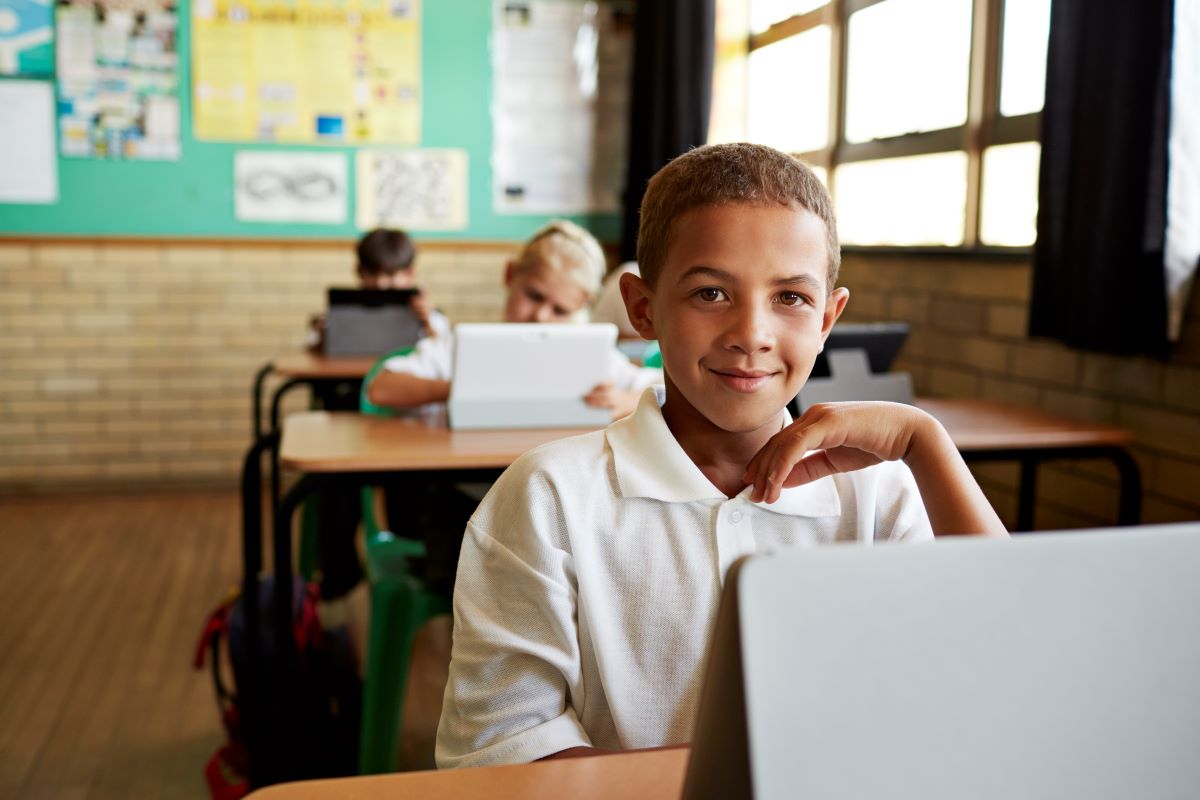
0 0 622 242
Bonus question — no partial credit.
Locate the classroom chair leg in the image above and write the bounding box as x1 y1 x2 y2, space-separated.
358 578 449 774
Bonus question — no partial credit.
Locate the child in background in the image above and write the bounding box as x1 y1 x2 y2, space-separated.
365 220 659 418
364 220 662 594
312 228 447 602
308 228 448 353
436 143 1007 767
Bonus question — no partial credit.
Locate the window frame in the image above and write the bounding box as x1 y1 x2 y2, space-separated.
744 0 1041 252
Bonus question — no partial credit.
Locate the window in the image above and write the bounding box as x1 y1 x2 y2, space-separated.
729 0 1050 248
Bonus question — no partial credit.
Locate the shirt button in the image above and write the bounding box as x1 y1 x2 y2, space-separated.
730 510 744 524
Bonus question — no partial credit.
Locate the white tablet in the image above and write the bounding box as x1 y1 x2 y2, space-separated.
448 323 619 430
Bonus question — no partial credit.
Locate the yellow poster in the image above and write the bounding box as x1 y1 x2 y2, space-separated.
192 0 420 144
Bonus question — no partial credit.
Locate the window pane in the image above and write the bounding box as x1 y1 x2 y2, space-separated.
999 0 1051 116
748 26 831 153
835 152 968 246
980 142 1039 246
750 0 828 34
844 0 972 143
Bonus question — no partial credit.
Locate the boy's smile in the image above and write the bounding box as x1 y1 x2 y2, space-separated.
627 202 847 449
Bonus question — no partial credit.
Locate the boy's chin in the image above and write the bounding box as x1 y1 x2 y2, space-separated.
711 411 786 435
692 399 788 435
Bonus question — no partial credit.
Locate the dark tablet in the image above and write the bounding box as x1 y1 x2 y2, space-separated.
324 288 424 356
809 321 909 378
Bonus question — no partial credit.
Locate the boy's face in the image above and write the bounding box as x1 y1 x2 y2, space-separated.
357 269 415 290
503 261 590 323
624 203 847 435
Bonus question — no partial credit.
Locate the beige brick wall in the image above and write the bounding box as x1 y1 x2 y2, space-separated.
839 252 1200 531
0 238 517 491
4 241 1199 534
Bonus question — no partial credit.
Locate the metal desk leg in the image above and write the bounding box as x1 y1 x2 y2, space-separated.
252 361 275 441
268 377 307 510
1107 448 1142 526
1016 456 1039 532
238 429 277 788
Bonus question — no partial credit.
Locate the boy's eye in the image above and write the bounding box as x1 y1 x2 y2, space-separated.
696 287 726 302
527 289 545 303
778 291 806 307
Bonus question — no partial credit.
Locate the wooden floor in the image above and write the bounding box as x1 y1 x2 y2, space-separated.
0 489 242 798
0 488 451 798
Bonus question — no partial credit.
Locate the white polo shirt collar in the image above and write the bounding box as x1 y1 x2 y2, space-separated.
605 387 841 517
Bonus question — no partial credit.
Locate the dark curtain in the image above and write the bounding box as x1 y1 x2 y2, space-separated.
1029 0 1174 356
619 0 716 263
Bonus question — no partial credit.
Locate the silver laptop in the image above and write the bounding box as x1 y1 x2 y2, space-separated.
448 323 618 430
684 524 1200 799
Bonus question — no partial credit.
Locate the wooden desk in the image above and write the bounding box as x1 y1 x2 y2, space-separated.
252 353 377 440
280 410 588 473
247 748 688 800
279 398 1141 532
916 397 1139 531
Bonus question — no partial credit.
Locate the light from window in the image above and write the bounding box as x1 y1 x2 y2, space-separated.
844 0 972 143
808 163 828 187
999 0 1051 117
748 25 831 154
750 0 829 34
835 152 968 246
980 142 1039 246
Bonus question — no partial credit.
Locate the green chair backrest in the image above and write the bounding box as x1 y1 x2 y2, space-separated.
359 346 414 418
642 340 662 368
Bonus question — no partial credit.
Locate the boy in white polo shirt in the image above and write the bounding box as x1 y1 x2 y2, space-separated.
436 143 1008 768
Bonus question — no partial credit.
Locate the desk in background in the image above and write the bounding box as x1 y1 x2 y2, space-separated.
252 353 376 440
247 748 688 800
916 397 1139 531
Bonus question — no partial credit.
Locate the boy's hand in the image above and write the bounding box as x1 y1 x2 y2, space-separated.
307 314 327 352
584 382 641 421
410 289 435 335
743 402 932 504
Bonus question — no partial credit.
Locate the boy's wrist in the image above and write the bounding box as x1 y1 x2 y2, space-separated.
902 409 953 470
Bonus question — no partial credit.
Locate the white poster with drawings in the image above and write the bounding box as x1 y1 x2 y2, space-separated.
234 151 348 224
492 1 633 214
356 149 468 231
0 79 57 203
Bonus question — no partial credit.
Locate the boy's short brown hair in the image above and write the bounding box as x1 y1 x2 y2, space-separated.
356 228 416 276
636 142 840 290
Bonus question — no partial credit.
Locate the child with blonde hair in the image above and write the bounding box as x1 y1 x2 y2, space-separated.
366 220 658 416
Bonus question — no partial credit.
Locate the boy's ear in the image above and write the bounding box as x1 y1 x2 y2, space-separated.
503 260 516 286
619 271 657 340
820 287 850 341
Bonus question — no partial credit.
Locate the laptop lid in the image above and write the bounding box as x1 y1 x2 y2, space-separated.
809 321 910 378
448 323 618 430
684 524 1200 799
324 288 423 356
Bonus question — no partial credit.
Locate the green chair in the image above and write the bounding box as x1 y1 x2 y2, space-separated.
356 347 453 774
642 340 662 368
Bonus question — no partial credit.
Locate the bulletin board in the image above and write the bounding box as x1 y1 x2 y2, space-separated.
0 0 623 242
